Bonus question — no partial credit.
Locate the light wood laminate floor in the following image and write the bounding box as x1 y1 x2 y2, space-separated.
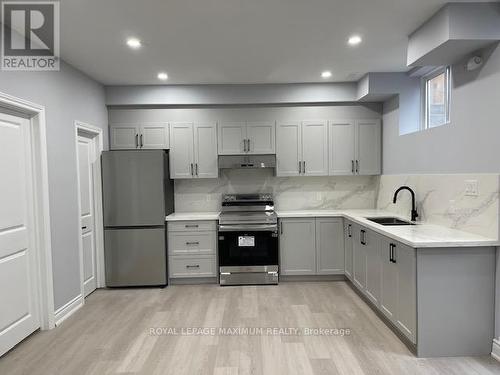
1 282 499 375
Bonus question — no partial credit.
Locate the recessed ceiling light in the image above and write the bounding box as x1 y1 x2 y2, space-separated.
126 37 142 49
321 71 332 79
157 72 168 81
348 35 362 46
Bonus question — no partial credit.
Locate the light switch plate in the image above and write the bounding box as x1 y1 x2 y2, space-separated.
465 180 479 196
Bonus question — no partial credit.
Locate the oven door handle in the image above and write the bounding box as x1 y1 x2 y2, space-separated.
218 224 278 232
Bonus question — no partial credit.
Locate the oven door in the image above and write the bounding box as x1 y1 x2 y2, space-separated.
218 226 278 268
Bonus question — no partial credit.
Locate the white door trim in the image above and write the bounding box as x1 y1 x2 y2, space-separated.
0 91 55 330
74 121 105 294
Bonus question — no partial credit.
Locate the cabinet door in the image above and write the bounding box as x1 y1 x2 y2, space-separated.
140 123 169 149
352 224 367 291
356 119 381 175
315 218 344 275
365 231 382 307
110 124 139 150
193 122 218 178
329 120 355 175
280 218 316 275
217 122 246 155
276 122 301 177
380 238 398 324
395 242 417 344
344 221 354 280
246 121 275 154
301 120 328 176
170 122 194 179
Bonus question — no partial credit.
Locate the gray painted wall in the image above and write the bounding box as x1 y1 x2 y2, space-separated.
383 43 500 174
0 62 107 310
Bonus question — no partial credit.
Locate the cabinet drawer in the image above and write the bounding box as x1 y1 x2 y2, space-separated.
168 221 216 232
168 256 216 278
168 231 216 256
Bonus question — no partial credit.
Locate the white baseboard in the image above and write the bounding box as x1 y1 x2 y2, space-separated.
492 339 500 362
54 294 83 326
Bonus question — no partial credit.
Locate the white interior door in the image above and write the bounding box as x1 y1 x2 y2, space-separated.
77 135 97 297
0 112 40 357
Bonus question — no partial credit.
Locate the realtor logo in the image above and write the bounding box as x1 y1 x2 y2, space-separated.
1 1 60 70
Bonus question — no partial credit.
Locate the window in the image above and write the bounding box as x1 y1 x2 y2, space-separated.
422 66 450 129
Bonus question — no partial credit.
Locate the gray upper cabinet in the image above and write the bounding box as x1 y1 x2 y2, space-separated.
328 119 381 176
170 122 218 179
355 119 381 175
110 123 169 150
276 120 328 177
217 121 275 155
280 218 316 275
344 220 354 281
316 218 344 275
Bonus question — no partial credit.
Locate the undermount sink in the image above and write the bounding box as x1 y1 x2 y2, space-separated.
366 217 415 226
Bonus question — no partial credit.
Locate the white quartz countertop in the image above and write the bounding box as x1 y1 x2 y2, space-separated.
277 209 500 248
165 212 220 221
165 209 498 248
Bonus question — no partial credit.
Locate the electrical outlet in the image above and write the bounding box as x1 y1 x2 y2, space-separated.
464 180 479 197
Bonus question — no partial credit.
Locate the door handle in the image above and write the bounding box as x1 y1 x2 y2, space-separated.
195 163 198 176
351 160 354 174
185 224 199 228
247 139 250 152
298 161 302 174
140 134 144 148
355 160 359 174
280 222 283 234
190 163 194 176
243 139 248 152
360 230 366 245
303 161 306 174
135 134 138 148
81 226 87 230
391 244 397 263
186 264 200 268
186 241 200 245
347 224 352 238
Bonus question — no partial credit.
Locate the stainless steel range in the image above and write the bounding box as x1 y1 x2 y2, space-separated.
218 193 279 285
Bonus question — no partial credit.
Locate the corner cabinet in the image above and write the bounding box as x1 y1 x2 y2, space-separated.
279 217 344 276
170 122 218 179
276 120 328 177
217 121 275 155
109 123 169 150
328 119 381 175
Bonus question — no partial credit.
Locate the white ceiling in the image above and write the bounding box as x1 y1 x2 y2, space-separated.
60 0 479 85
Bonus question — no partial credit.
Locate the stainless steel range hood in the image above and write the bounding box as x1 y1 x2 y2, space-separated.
218 154 276 169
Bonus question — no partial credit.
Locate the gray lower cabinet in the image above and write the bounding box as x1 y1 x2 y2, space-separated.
344 221 353 280
280 217 344 276
380 238 416 343
280 218 316 275
352 223 366 289
316 218 345 275
167 220 217 278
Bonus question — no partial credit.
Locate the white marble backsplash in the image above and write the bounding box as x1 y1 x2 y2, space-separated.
377 174 500 239
174 169 379 212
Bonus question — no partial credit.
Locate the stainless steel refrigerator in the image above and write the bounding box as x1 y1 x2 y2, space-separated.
102 150 174 287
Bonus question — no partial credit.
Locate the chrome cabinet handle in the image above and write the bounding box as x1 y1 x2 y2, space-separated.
390 244 397 263
355 160 359 174
351 160 354 174
190 163 194 176
303 161 306 174
347 224 352 238
185 224 199 228
298 161 302 174
195 163 198 176
247 139 250 152
140 134 144 148
243 139 248 152
135 134 139 148
360 230 366 245
186 241 200 245
186 265 200 268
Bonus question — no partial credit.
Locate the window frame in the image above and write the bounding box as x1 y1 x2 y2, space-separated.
421 66 451 130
